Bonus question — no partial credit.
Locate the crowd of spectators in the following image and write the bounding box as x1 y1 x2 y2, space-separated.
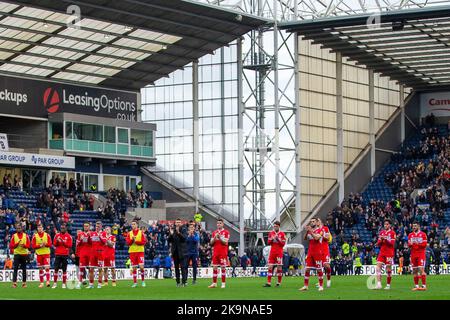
324 126 450 275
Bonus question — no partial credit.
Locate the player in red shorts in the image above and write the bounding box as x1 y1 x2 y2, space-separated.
263 221 286 287
408 221 428 291
317 218 332 288
75 222 91 289
31 223 52 288
375 219 396 290
208 219 230 289
299 218 324 292
88 221 107 289
126 220 147 287
102 226 117 287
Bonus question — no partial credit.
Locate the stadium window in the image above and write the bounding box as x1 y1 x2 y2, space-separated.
117 128 129 144
65 121 74 139
130 129 153 146
50 122 63 140
104 126 116 143
72 123 103 142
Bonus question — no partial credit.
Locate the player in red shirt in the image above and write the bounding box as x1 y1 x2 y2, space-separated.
299 218 324 291
263 221 286 287
88 221 107 289
317 218 332 288
208 218 230 289
102 226 117 287
375 219 396 290
31 223 52 288
52 223 73 289
408 221 428 291
75 222 91 289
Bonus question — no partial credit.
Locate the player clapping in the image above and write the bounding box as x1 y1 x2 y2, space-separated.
299 218 324 292
208 219 230 289
102 226 117 287
75 222 91 289
408 221 428 291
374 219 396 290
263 221 286 287
126 220 147 288
88 221 107 289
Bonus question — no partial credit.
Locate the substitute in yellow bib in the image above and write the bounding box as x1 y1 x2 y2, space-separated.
9 223 31 288
126 220 147 288
32 223 52 288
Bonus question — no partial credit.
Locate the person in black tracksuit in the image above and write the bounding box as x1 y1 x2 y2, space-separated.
168 219 188 287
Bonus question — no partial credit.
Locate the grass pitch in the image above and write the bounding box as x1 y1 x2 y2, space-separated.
0 275 449 300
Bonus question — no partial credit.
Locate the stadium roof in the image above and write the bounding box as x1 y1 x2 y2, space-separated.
0 0 268 91
281 5 450 90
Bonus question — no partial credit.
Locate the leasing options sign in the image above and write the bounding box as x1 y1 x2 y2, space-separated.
421 92 450 118
0 151 75 169
0 75 138 121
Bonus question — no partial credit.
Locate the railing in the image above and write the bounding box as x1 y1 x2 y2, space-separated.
49 139 153 158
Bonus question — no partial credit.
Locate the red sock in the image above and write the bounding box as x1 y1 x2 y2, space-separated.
325 266 331 281
133 269 137 284
414 275 419 286
79 268 85 282
318 269 324 287
221 268 226 283
62 273 67 284
98 276 102 284
140 269 145 281
267 271 272 284
213 269 218 284
53 272 58 283
277 267 283 284
45 269 50 282
39 270 44 283
421 274 426 286
304 269 310 287
387 270 392 285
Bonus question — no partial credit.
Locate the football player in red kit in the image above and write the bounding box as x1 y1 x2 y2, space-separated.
76 222 91 289
408 221 428 291
263 221 286 287
299 218 324 292
375 219 396 290
31 223 52 288
52 223 73 289
208 219 230 289
88 221 107 289
317 218 332 288
102 226 117 287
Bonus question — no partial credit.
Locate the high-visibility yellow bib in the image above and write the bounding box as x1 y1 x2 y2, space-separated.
34 232 50 255
128 230 144 253
13 233 29 255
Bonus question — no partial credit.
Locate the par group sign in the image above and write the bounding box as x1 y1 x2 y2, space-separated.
0 75 139 121
0 151 75 169
420 92 450 118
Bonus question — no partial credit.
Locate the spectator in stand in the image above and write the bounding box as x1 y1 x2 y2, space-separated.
3 254 13 270
432 243 441 275
251 252 259 276
230 253 239 277
240 252 249 271
153 255 161 279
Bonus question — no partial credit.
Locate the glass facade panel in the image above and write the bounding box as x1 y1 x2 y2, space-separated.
73 123 103 142
141 42 239 221
104 126 116 143
130 129 153 147
118 128 129 144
